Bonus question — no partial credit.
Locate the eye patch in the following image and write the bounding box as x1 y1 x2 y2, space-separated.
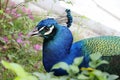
44 26 54 35
38 26 45 31
38 26 54 35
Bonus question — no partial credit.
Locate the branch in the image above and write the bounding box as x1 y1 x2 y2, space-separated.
4 0 9 12
0 0 1 10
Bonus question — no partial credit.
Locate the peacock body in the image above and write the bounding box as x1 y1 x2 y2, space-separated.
29 10 120 76
78 36 120 56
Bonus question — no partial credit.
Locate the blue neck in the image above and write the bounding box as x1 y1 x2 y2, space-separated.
43 25 73 72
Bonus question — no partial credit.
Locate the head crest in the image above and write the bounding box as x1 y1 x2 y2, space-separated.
37 9 73 28
65 9 73 28
56 9 73 28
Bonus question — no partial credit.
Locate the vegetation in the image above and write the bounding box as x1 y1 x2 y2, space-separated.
1 53 119 80
0 0 44 80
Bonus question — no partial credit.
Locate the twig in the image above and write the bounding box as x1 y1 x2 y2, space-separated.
0 0 1 10
1 0 9 22
4 0 9 12
0 0 2 18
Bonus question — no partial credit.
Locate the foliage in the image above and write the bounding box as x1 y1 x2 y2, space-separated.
1 60 38 80
52 53 118 80
52 57 83 76
0 0 44 80
1 53 119 80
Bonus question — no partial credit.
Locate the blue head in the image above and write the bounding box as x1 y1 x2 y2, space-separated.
37 18 57 29
29 9 73 39
29 18 58 39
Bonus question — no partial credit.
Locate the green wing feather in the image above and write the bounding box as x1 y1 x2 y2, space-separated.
81 36 120 56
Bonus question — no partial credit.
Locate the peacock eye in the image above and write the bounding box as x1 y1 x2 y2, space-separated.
44 27 50 31
44 25 55 35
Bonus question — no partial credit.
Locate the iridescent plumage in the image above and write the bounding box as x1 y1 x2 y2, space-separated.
29 9 120 76
79 36 120 56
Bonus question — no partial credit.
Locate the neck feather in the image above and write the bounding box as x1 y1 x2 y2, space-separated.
43 25 73 72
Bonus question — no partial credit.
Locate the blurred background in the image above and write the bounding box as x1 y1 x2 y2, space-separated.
12 0 120 37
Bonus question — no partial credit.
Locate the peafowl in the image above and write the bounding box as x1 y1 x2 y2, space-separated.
28 9 120 76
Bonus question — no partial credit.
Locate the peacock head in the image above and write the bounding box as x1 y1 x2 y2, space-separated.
28 18 58 39
28 9 73 39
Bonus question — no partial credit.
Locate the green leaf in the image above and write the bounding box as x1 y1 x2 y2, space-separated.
89 59 109 68
107 75 119 80
1 60 38 80
77 74 89 80
93 70 102 76
90 53 102 61
3 25 7 29
52 62 69 71
89 61 96 68
73 57 83 66
1 60 28 77
33 72 54 80
96 60 109 67
8 22 14 26
0 10 3 14
69 65 79 74
14 76 38 80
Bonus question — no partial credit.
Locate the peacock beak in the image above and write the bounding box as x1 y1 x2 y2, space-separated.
28 28 39 37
